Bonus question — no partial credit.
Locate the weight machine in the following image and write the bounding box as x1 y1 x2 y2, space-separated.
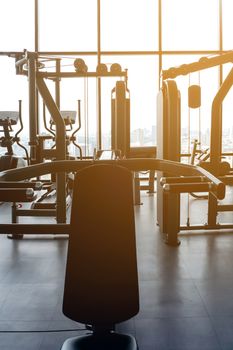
0 49 158 238
0 158 225 245
0 50 129 226
157 50 233 242
1 49 157 224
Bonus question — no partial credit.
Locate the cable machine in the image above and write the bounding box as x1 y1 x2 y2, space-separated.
157 50 233 240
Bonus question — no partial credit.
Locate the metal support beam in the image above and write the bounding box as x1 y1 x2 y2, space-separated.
36 77 67 223
208 192 218 227
0 224 70 235
0 159 226 200
28 53 38 163
97 0 102 150
210 67 233 171
165 192 180 246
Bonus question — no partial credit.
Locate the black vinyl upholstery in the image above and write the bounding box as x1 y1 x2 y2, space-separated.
61 164 139 349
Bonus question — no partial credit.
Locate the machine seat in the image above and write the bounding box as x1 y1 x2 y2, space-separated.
61 163 139 350
0 111 19 125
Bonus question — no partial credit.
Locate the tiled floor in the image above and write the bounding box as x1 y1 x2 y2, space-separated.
1 192 233 349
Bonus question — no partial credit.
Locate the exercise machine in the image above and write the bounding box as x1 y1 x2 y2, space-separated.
0 50 128 225
0 158 225 246
0 100 29 170
38 105 83 162
157 51 233 238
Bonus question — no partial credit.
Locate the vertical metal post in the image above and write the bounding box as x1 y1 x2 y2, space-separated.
28 53 38 163
133 172 141 205
218 0 223 162
35 0 39 52
36 77 67 223
219 0 223 86
55 59 61 110
11 202 23 239
35 0 40 135
210 68 233 170
148 170 155 193
111 88 116 150
12 203 18 225
165 192 180 246
115 81 127 156
97 0 102 150
158 0 163 90
208 192 218 227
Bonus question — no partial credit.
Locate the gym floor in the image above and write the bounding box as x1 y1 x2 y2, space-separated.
1 191 233 349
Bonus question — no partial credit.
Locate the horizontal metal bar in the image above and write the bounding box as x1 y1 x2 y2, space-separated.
32 202 56 210
139 185 151 190
218 176 233 185
180 153 191 157
0 52 25 56
41 149 58 158
0 188 35 202
37 50 225 56
15 209 56 217
180 224 233 231
181 152 233 158
163 50 233 79
217 205 233 212
0 224 70 235
0 181 42 190
0 50 229 60
163 182 213 195
3 223 233 236
0 159 225 199
37 72 127 79
160 176 206 185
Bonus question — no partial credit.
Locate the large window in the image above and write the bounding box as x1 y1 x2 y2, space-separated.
0 0 34 51
162 0 220 51
101 0 158 51
0 0 230 152
39 0 97 51
222 0 233 50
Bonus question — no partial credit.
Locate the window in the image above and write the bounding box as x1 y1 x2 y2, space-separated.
162 0 219 50
222 0 233 50
101 0 158 51
0 0 228 152
39 0 97 51
0 0 34 50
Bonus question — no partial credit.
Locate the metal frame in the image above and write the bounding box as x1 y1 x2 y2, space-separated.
158 57 233 240
0 0 227 238
0 158 225 238
161 50 233 174
0 50 129 224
